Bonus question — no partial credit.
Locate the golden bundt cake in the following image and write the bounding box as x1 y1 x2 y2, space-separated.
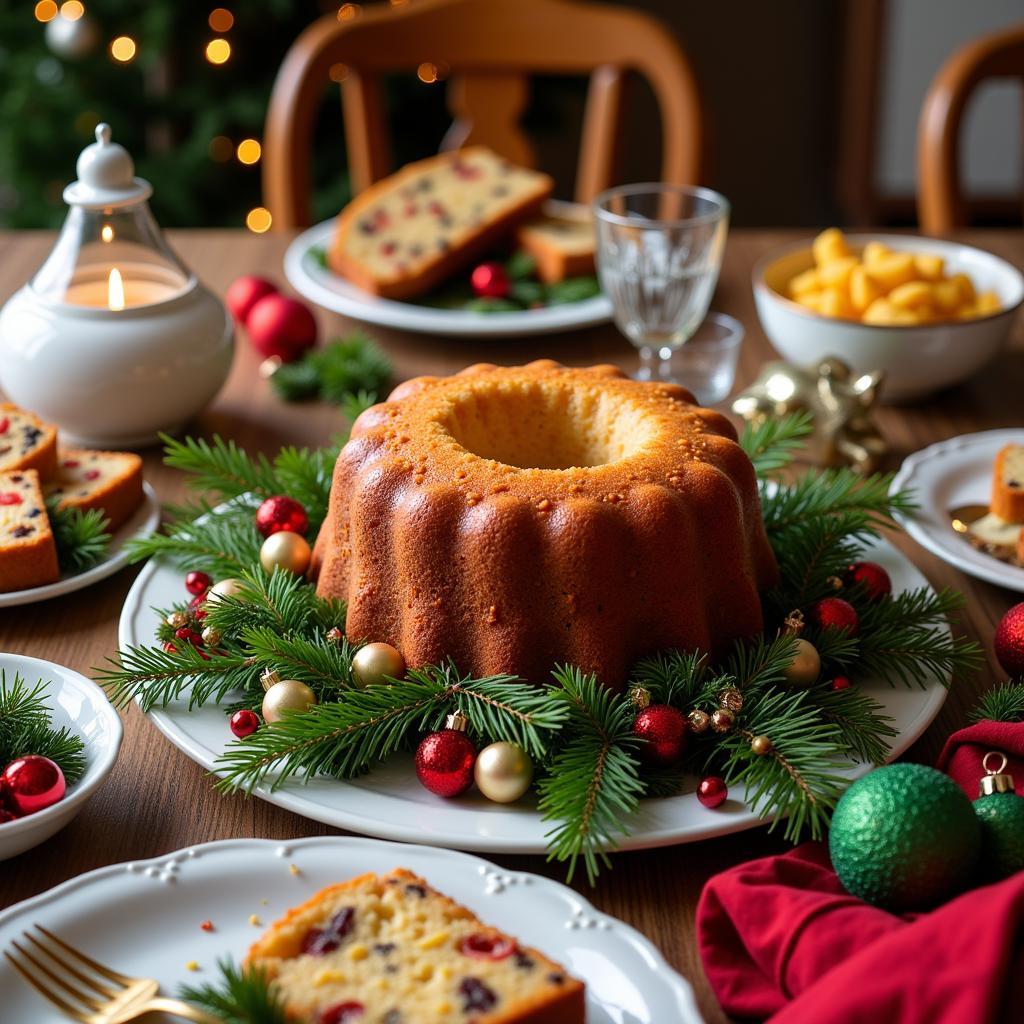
312 361 778 688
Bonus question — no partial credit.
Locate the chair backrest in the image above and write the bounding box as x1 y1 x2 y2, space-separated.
918 23 1024 235
263 0 702 230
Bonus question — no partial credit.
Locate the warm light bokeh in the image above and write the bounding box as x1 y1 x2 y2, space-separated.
101 224 114 243
110 36 136 63
246 207 273 233
205 38 231 64
208 7 234 32
208 135 233 162
34 1 58 23
337 4 360 21
329 63 349 83
236 139 261 165
59 1 84 21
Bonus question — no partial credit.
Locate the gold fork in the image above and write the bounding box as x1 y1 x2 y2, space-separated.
4 925 220 1023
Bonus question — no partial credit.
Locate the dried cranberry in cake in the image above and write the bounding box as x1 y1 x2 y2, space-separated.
319 1001 364 1023
459 977 498 1013
0 404 57 480
43 448 143 532
460 933 516 960
0 469 59 593
302 907 355 955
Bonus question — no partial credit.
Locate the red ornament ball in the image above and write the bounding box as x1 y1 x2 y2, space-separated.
255 495 309 538
633 705 688 766
226 275 278 326
185 570 211 596
247 293 318 363
846 561 892 602
697 776 728 809
994 602 1024 679
230 709 261 739
1 756 66 816
414 728 476 798
809 596 860 636
470 262 510 300
831 675 853 691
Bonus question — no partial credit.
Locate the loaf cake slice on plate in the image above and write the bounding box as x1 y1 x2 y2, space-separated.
246 868 585 1023
515 211 595 283
44 448 143 532
0 404 57 481
329 147 553 300
991 443 1024 524
0 469 60 592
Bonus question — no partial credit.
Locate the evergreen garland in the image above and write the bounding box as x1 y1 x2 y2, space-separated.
97 415 982 882
971 681 1024 724
47 500 111 575
178 959 288 1024
270 335 392 407
0 672 87 783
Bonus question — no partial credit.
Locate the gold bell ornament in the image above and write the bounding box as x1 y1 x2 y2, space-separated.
260 669 317 723
780 610 821 688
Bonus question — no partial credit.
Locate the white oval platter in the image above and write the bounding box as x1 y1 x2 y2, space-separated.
0 836 702 1024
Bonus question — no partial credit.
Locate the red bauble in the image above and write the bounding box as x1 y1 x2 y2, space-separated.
846 561 892 602
1 756 65 816
226 275 278 326
185 570 212 596
994 602 1024 678
470 262 510 300
633 705 688 766
809 596 860 636
230 709 260 738
255 495 309 538
414 728 476 798
831 675 853 691
247 294 318 363
697 776 728 809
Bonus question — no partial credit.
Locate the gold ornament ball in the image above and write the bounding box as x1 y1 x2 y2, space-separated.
688 709 711 734
166 611 188 629
629 685 651 710
474 741 534 804
201 626 222 647
326 627 344 646
262 679 317 723
207 577 245 604
352 642 406 688
718 687 744 713
751 735 773 756
711 708 735 733
783 638 822 688
260 530 312 576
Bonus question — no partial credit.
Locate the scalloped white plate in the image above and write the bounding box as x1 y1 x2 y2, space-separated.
283 202 613 337
891 429 1024 593
0 482 160 608
118 534 949 855
0 836 701 1023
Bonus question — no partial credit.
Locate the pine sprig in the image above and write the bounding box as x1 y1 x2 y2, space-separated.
270 334 392 406
178 959 287 1024
0 672 87 783
47 500 111 574
813 685 898 764
739 411 814 476
971 681 1024 723
630 650 707 706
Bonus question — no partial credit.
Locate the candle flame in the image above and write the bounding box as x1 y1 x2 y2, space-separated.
101 224 114 243
107 268 125 311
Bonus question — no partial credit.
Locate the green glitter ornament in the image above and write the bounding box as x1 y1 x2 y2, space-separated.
829 763 981 912
973 751 1024 881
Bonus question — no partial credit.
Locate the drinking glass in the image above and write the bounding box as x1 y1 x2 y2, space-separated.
593 184 730 381
658 311 743 405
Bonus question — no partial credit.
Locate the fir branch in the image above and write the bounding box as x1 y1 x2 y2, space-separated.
126 510 262 576
722 633 801 695
178 959 287 1024
270 334 391 407
160 434 281 501
740 411 814 477
47 500 111 574
813 685 898 764
0 672 87 783
630 650 707 706
240 626 357 693
971 681 1024 723
538 666 644 884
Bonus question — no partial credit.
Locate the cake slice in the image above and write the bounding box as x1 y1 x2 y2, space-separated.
991 444 1024 523
0 470 59 592
515 212 596 283
0 404 57 481
329 147 553 300
246 868 585 1024
44 448 143 532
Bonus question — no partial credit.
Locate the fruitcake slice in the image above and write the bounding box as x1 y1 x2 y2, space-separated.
992 443 1024 523
246 868 585 1024
44 448 143 532
515 212 596 283
0 470 59 592
0 404 57 480
329 147 553 300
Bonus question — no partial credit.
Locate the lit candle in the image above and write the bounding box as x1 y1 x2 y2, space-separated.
108 268 125 311
62 268 182 308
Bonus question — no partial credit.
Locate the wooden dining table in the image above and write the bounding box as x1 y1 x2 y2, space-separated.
1 227 1021 1023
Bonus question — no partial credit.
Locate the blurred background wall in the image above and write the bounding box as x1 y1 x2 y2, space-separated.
0 0 1020 230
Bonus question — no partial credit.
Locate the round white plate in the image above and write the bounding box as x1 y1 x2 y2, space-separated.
0 653 122 861
284 204 613 337
0 836 702 1023
118 534 949 855
891 430 1024 593
0 482 160 608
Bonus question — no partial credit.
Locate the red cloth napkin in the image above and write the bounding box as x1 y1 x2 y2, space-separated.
936 720 1024 799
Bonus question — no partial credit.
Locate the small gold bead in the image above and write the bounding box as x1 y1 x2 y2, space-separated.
201 626 222 647
711 708 734 733
751 735 773 756
326 627 343 646
688 709 711 734
166 611 188 629
718 687 743 713
629 685 651 710
827 575 844 591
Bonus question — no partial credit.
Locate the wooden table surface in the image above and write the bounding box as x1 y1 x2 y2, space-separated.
1 228 1022 1023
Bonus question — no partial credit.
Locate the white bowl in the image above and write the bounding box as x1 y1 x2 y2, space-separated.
752 233 1024 402
0 654 122 861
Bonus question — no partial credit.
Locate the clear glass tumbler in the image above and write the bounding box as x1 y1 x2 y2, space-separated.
593 184 730 381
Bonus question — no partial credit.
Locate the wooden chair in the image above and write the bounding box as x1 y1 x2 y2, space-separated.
263 0 702 230
918 23 1024 235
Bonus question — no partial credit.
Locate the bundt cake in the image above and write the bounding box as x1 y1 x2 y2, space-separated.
312 361 778 688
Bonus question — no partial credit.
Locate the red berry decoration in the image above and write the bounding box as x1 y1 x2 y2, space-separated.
809 596 859 636
846 561 892 602
185 570 211 596
697 775 728 809
246 293 318 363
319 1002 365 1024
230 709 260 738
460 934 517 960
470 262 510 300
226 275 278 326
255 495 309 538
633 705 688 766
831 675 853 691
994 602 1024 678
414 714 476 798
1 756 66 816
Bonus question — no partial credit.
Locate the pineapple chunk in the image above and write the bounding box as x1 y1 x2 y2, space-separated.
812 228 849 268
820 287 855 319
862 241 891 266
789 267 821 298
889 280 933 310
849 265 883 312
914 253 945 280
868 253 916 293
975 290 1001 315
950 272 977 305
863 298 917 325
818 257 859 289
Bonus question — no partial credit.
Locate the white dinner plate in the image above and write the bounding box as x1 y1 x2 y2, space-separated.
283 202 613 337
0 482 160 608
891 430 1024 593
118 534 949 855
0 836 702 1023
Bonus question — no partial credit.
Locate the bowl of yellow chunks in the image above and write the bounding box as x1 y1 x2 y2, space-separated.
753 229 1023 401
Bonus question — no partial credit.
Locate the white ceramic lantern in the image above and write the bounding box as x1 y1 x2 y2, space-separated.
0 124 233 446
